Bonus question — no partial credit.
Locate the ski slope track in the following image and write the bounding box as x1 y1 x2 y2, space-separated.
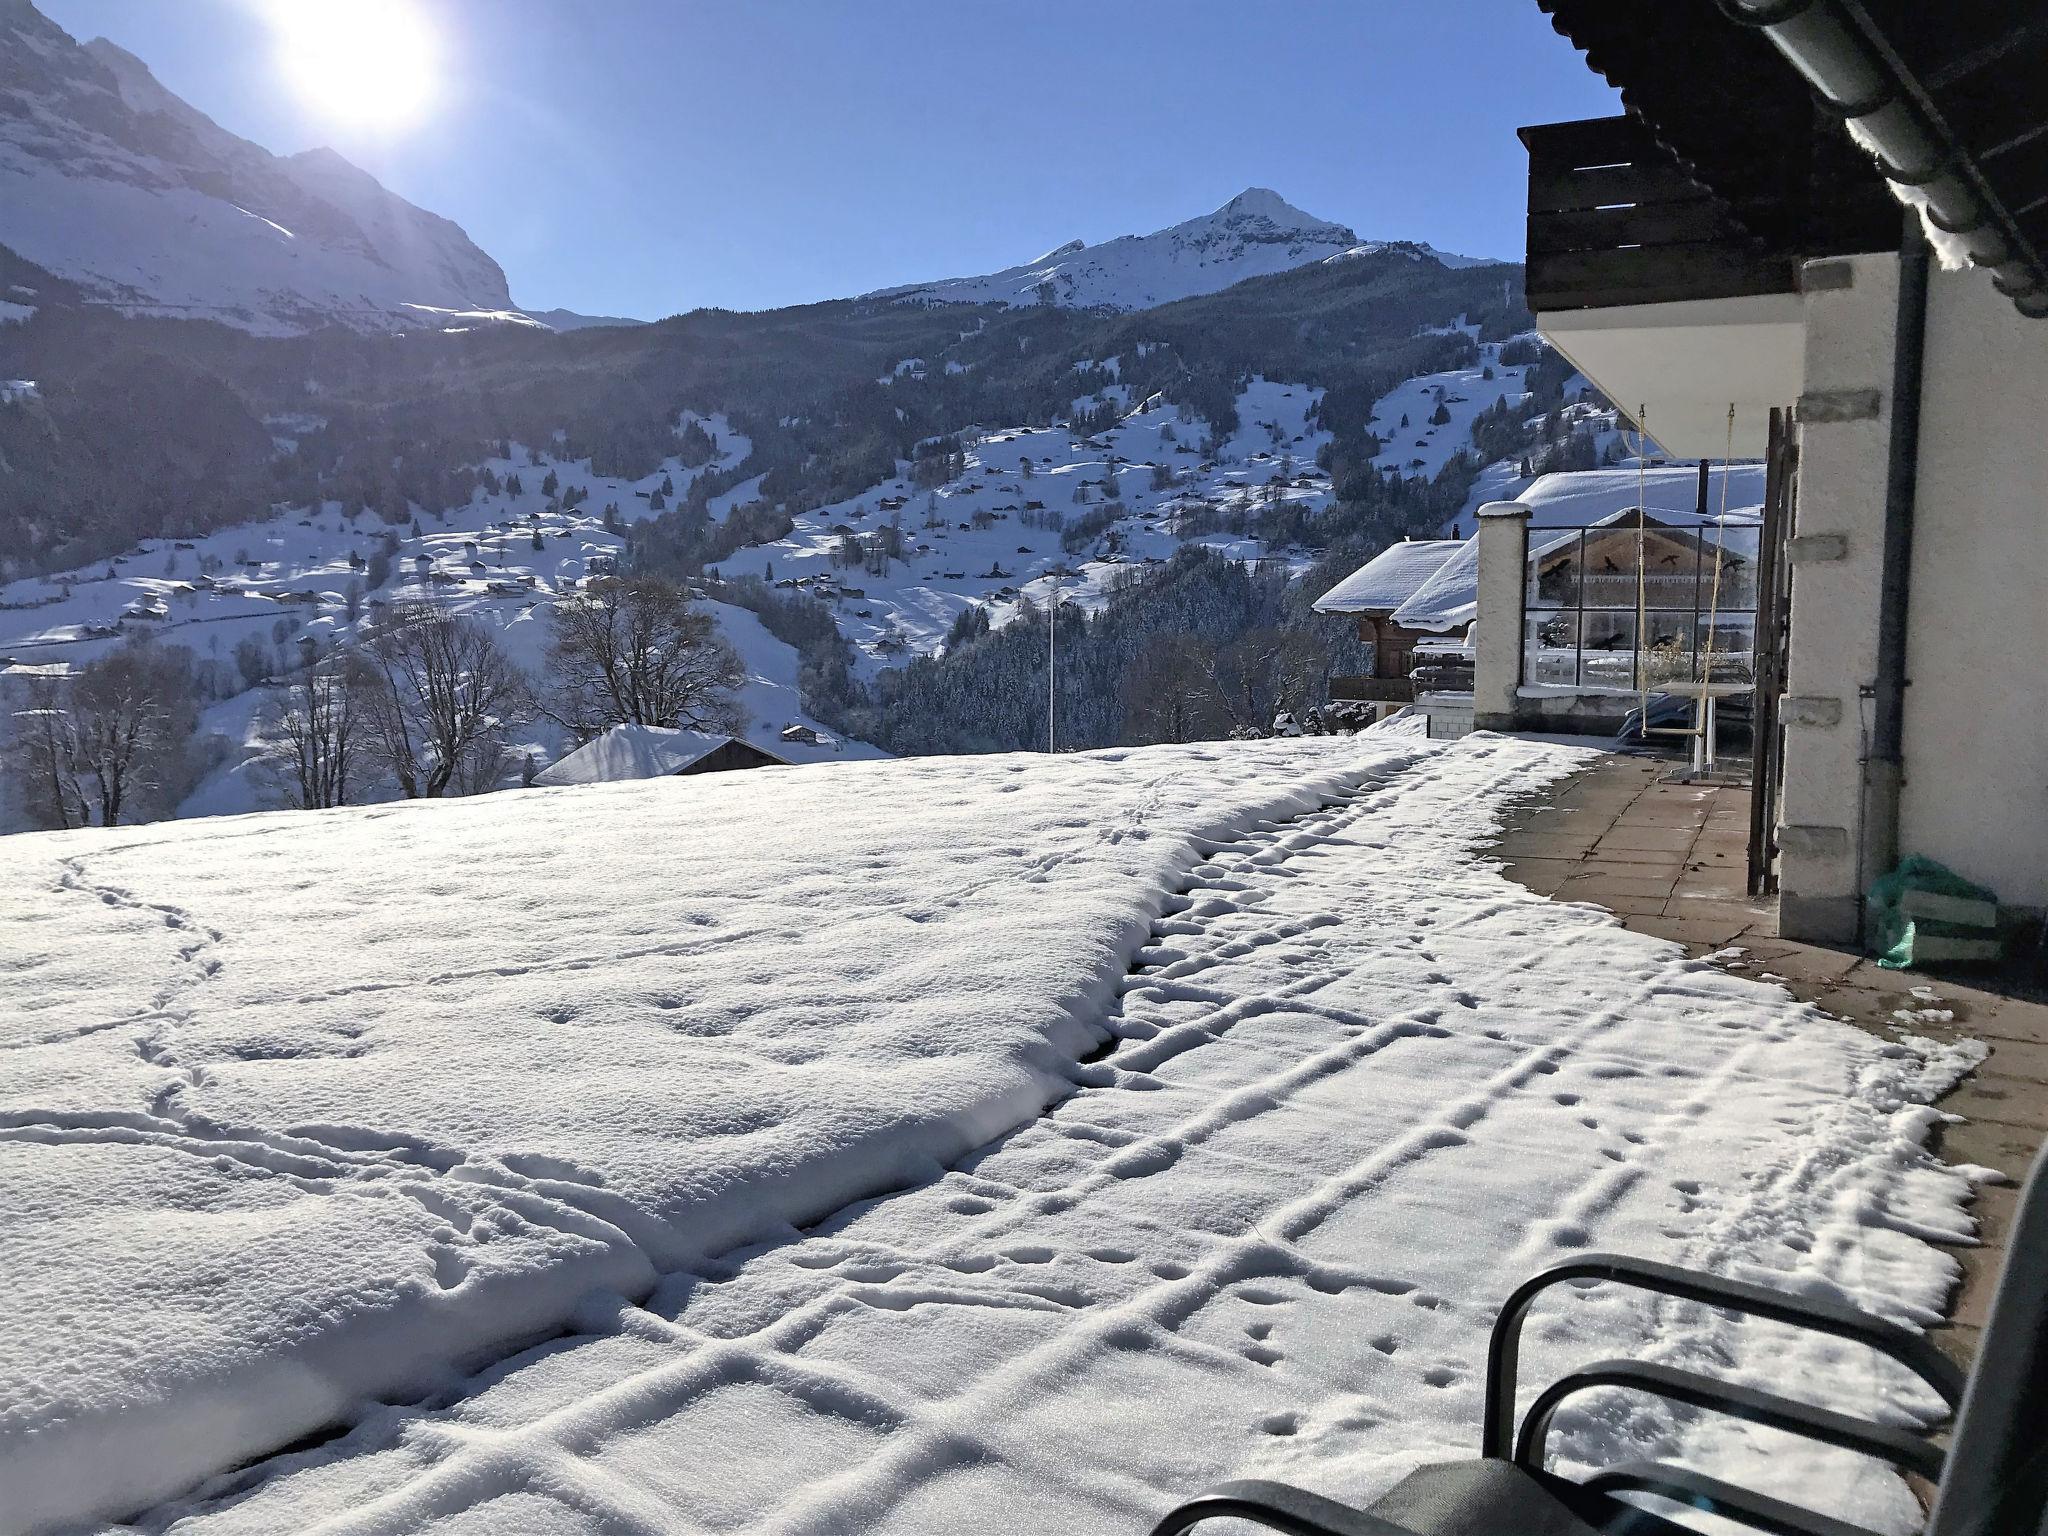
0 736 1984 1535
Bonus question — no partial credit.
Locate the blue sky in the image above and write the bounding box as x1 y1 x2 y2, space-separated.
37 0 1619 320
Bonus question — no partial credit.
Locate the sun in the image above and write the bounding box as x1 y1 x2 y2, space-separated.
271 0 439 131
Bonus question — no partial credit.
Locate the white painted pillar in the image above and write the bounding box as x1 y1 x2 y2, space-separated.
1473 501 1531 733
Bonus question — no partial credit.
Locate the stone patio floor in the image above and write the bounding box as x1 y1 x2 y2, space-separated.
1489 751 2048 1371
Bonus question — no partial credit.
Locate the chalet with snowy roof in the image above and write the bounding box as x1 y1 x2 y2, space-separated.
533 724 789 787
1499 0 2048 946
1313 538 1463 708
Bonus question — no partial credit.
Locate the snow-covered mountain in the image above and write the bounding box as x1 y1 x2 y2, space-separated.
871 187 1501 311
0 0 522 335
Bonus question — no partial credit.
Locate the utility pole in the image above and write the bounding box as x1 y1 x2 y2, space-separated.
1047 570 1057 753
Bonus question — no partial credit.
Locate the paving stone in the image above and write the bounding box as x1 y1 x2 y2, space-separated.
1559 872 1683 901
1670 873 1750 899
1939 1120 2045 1183
1805 983 1916 1026
1589 848 1690 870
1839 960 1959 997
1565 890 1675 918
1930 1322 1982 1373
1980 1037 2048 1085
1595 826 1700 853
1968 1002 2048 1046
1615 804 1711 828
1750 945 1864 985
1660 898 1772 932
1493 833 1601 860
1949 1277 1998 1335
1621 912 1754 946
1496 857 1578 896
1944 1074 2048 1131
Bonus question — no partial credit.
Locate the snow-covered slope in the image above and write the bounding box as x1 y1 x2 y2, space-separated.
873 188 1484 312
0 1 518 334
707 375 1360 670
0 410 882 829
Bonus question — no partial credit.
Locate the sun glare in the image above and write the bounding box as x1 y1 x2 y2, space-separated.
271 0 438 131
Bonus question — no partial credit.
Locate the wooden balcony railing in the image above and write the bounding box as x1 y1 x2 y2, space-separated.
1330 676 1416 704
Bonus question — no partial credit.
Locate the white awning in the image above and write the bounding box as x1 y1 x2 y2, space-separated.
1539 292 1805 457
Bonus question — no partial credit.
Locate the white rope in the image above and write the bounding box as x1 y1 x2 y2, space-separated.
1635 404 1649 712
1695 404 1738 754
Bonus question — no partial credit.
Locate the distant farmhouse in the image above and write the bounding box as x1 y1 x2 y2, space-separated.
534 724 790 788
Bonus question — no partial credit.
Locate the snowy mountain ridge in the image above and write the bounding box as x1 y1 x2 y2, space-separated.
2 1 1482 332
871 187 1503 311
0 0 620 336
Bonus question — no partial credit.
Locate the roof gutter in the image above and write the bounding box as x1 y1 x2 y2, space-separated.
1719 0 2048 317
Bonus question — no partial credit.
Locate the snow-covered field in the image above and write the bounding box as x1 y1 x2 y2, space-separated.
0 734 1978 1534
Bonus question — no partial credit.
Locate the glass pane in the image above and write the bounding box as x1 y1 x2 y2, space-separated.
1642 610 1698 686
1524 611 1580 685
1578 609 1638 688
1702 524 1761 610
1578 525 1644 611
1528 531 1581 610
1696 613 1757 684
1638 527 1698 611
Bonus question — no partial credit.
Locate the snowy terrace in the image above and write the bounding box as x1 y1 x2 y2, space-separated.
1 733 1979 1535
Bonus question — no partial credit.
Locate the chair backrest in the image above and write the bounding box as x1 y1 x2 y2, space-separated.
1928 1146 2048 1536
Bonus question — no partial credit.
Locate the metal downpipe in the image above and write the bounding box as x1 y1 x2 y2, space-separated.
1858 215 1930 940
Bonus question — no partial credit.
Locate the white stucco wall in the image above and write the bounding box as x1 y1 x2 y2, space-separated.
1780 254 1898 940
1896 267 2048 908
1782 253 2048 934
1472 501 1530 731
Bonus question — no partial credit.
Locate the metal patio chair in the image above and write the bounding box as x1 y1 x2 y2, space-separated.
1150 1147 2048 1536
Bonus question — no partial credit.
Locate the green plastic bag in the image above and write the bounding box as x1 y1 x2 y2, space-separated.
1867 855 2003 969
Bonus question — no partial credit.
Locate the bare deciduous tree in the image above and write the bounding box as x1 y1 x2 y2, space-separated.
543 576 743 738
5 643 201 827
358 601 526 798
261 654 373 810
1204 627 1332 734
1120 632 1221 745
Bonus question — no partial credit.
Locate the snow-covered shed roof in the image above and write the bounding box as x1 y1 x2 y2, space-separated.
535 724 778 787
1312 539 1464 615
1389 506 1763 634
1389 540 1484 633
